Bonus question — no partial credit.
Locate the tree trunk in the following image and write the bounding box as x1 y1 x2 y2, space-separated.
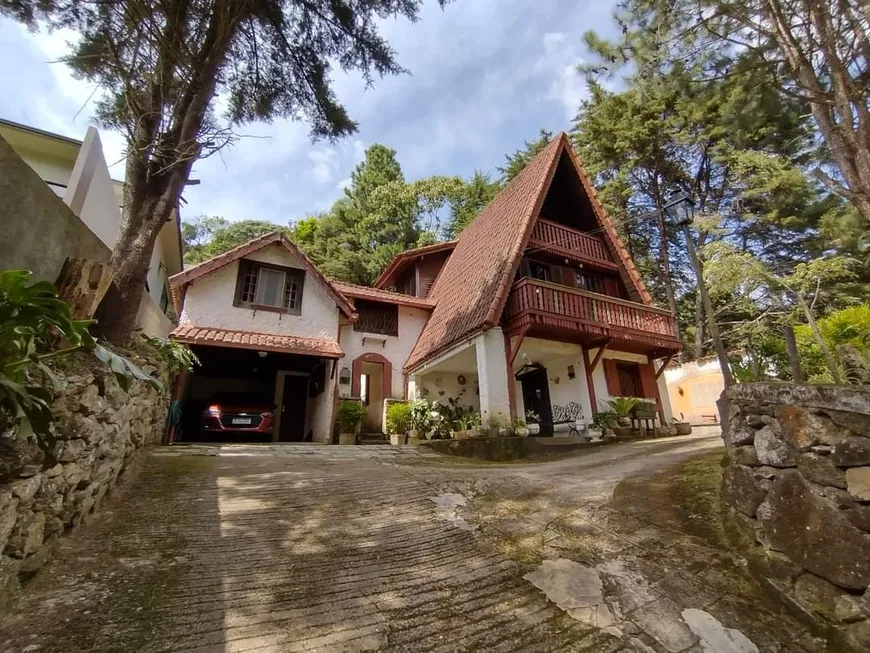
694 291 705 359
654 186 678 315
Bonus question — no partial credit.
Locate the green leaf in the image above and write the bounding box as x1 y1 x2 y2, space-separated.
93 343 163 393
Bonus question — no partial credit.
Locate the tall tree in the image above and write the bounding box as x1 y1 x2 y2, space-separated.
2 0 449 341
498 129 554 184
181 216 230 264
444 170 500 239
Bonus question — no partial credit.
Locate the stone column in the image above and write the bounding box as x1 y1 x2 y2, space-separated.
475 327 512 423
407 375 420 401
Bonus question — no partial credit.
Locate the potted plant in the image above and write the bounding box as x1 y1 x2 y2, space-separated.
386 401 412 446
525 410 541 435
408 399 431 444
337 400 366 445
606 397 638 438
674 413 692 436
514 419 529 437
592 410 618 439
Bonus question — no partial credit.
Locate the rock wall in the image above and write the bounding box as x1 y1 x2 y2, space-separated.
722 384 870 650
0 350 169 608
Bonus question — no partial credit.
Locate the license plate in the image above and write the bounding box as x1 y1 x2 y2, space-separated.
231 417 253 425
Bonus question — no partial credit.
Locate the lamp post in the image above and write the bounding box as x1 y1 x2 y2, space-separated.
663 190 734 389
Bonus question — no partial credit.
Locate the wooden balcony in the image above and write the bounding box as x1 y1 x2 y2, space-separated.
505 278 681 354
528 219 616 269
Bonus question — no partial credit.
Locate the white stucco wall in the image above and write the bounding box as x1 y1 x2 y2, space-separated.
587 348 673 422
338 304 430 399
64 127 121 249
179 244 340 340
417 371 480 413
512 339 593 425
475 327 511 423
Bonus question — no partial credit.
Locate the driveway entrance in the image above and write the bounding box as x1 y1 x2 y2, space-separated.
0 435 814 652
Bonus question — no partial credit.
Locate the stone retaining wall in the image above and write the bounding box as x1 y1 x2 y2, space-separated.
722 384 870 650
0 350 169 609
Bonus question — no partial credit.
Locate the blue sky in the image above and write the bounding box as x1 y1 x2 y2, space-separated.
0 1 619 226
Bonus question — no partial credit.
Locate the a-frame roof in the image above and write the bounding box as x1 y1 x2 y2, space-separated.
373 240 458 289
169 231 356 319
404 132 653 372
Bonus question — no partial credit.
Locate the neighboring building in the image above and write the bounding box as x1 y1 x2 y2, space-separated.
0 118 182 336
169 133 681 442
665 358 725 424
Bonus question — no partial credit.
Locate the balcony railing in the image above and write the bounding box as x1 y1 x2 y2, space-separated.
528 219 615 267
506 278 679 343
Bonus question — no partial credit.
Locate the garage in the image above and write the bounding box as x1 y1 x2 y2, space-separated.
169 332 341 444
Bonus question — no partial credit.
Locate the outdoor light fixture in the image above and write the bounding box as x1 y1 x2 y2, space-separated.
663 189 694 227
258 351 268 358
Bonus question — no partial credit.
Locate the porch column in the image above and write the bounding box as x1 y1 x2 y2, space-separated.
407 375 420 401
475 327 512 423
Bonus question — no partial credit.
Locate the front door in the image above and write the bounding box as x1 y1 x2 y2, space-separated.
279 375 308 442
520 368 553 436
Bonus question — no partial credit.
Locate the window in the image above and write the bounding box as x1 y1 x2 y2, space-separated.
234 260 305 314
354 300 398 336
616 362 642 397
530 261 551 282
575 272 604 294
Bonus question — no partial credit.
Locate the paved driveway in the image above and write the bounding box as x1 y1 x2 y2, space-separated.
0 435 812 652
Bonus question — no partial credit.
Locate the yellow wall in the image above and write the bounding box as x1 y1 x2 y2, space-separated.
666 363 724 424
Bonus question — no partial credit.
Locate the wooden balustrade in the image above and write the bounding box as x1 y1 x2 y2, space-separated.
506 278 679 340
529 219 614 265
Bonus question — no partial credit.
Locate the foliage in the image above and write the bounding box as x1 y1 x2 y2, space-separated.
524 410 540 425
408 399 433 434
0 271 161 461
336 400 366 433
385 401 412 435
0 0 450 340
498 129 553 184
141 335 200 375
592 411 618 431
605 397 639 419
794 305 870 383
633 400 657 415
444 171 500 239
456 411 481 431
182 218 287 265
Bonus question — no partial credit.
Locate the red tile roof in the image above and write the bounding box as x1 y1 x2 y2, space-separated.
169 231 356 319
373 240 458 289
404 133 654 372
332 281 436 309
170 325 344 358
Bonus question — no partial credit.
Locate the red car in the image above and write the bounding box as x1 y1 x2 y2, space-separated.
201 393 275 434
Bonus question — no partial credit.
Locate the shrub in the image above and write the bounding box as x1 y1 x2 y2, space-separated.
337 400 366 433
385 401 411 434
142 334 200 374
592 410 618 430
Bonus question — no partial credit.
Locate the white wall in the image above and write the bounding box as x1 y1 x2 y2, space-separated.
512 339 592 425
417 371 480 413
475 327 511 422
64 127 121 249
587 348 673 422
338 304 429 399
179 244 340 340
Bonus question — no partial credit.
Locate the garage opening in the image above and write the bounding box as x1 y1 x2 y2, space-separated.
176 345 330 443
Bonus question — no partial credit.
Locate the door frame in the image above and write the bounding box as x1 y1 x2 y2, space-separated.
273 370 310 442
516 364 553 436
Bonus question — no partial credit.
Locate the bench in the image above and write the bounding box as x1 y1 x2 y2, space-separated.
549 402 584 437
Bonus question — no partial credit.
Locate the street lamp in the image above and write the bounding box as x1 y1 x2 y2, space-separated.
663 189 734 389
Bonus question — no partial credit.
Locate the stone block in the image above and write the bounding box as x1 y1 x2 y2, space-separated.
753 466 779 479
845 504 870 532
759 470 870 590
43 463 63 478
0 555 21 611
727 425 756 447
777 405 841 452
834 594 869 624
77 383 107 417
846 620 870 650
5 511 45 558
755 427 797 468
723 464 768 517
794 573 842 621
62 462 87 489
799 453 847 489
62 412 101 443
831 436 870 467
0 493 19 552
732 446 759 466
10 476 41 504
846 468 870 501
55 438 88 463
824 409 870 438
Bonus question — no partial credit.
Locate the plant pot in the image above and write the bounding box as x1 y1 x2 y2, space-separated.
470 427 484 438
527 423 540 435
515 427 529 437
498 427 514 437
407 435 422 445
674 422 692 436
612 426 634 439
339 433 357 445
390 433 406 446
586 428 602 440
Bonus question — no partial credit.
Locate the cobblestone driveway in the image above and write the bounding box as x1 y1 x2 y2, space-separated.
0 435 815 652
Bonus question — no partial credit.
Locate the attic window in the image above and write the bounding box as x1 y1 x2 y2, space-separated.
235 260 304 314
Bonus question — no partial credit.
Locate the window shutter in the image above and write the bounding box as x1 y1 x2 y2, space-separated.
604 359 621 396
603 278 620 297
639 363 658 399
560 266 575 287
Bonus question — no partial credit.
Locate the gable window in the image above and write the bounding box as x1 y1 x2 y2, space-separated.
575 272 604 294
530 261 551 282
234 260 304 314
354 299 398 337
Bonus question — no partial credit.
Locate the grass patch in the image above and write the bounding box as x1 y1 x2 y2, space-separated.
668 452 729 547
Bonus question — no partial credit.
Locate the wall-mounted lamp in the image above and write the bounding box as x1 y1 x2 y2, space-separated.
257 351 268 358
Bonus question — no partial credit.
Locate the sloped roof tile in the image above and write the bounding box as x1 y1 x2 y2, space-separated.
170 325 343 358
332 281 436 309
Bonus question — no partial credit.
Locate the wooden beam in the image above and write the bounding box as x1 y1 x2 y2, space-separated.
508 323 531 365
583 338 611 416
655 354 675 379
503 330 518 422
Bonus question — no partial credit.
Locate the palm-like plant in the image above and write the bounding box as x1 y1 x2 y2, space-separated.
605 397 639 426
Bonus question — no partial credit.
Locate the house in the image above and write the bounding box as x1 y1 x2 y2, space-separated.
665 358 725 425
168 133 680 442
0 118 182 336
